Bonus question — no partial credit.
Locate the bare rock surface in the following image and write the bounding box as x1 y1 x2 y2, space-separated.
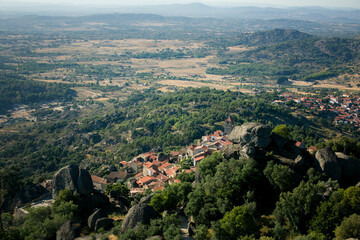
315 147 341 181
121 203 160 232
228 122 271 148
51 165 93 199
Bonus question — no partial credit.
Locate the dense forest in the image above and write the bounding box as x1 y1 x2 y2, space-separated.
0 73 74 113
208 31 360 81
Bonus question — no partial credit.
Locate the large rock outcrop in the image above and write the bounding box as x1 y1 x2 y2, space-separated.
121 203 161 232
336 152 360 185
315 148 341 181
94 218 114 232
56 220 81 240
228 122 271 148
51 165 93 199
88 208 107 230
222 144 241 159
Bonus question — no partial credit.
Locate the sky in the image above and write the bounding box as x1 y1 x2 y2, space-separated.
3 0 360 8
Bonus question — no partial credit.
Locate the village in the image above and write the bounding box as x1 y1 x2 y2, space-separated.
272 92 360 128
90 115 320 196
90 117 235 195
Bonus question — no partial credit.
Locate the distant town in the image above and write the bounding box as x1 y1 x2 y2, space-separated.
273 92 360 127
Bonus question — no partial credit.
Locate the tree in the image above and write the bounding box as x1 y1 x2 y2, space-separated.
219 205 258 239
264 161 296 192
274 179 337 233
277 77 289 85
310 186 360 238
272 125 290 140
335 214 360 240
150 183 192 212
177 172 195 183
105 183 130 198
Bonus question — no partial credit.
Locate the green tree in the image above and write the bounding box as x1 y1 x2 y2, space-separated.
105 182 130 198
274 179 337 233
272 125 291 140
335 214 360 240
263 161 296 192
219 205 258 240
193 224 209 240
310 186 360 238
150 182 192 212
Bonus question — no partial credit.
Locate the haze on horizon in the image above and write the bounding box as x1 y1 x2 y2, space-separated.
2 0 360 9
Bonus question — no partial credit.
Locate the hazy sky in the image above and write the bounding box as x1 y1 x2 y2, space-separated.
4 0 360 8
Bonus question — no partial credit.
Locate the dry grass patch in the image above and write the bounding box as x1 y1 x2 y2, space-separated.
227 45 257 53
158 80 234 90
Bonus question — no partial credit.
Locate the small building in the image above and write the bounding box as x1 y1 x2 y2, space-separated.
91 175 108 192
307 146 318 155
295 142 306 150
224 115 234 135
107 171 128 184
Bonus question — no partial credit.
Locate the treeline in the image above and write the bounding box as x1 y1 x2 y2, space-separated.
0 73 74 113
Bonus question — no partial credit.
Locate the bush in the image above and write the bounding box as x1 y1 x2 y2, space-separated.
335 214 360 240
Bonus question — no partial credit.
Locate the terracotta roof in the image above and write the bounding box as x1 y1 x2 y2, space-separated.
219 140 232 146
170 151 179 157
120 161 129 166
91 175 108 184
148 167 157 174
195 145 208 150
141 151 156 158
135 172 143 179
156 174 169 182
194 155 205 162
187 145 196 151
226 117 233 122
137 176 157 185
158 162 173 171
308 146 318 152
165 167 180 177
149 155 158 161
144 162 154 169
152 160 162 166
152 186 164 192
133 160 143 166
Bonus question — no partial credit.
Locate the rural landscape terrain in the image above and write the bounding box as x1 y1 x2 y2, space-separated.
1 3 360 240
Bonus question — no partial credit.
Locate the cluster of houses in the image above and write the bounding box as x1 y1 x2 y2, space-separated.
272 92 360 128
91 117 235 195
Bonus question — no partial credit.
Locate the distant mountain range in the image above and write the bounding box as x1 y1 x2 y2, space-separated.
1 2 360 23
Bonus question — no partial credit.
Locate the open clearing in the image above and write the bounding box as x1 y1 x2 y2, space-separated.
158 80 235 90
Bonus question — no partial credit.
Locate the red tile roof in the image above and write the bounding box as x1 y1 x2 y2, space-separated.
144 162 154 169
156 174 169 182
137 176 157 185
194 155 205 162
134 172 143 179
152 186 164 192
165 167 180 177
91 175 108 184
141 151 156 158
152 160 162 166
158 162 172 171
120 161 129 166
170 151 179 157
